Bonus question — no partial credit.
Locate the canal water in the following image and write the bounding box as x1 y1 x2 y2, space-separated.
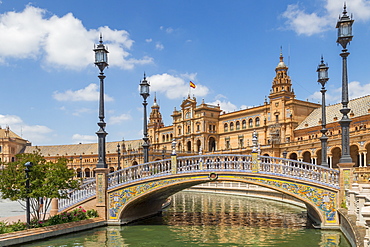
21 192 350 247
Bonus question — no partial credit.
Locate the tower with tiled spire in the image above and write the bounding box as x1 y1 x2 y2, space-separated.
148 95 164 129
269 49 295 100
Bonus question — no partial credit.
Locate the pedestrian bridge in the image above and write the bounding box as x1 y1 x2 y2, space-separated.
57 154 340 228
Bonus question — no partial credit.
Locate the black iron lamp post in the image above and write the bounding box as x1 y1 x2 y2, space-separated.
317 57 329 167
117 143 121 170
24 161 33 228
140 74 150 163
79 154 83 180
94 35 109 169
336 4 354 164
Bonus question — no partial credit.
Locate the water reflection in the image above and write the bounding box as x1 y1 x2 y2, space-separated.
22 192 350 247
162 192 307 228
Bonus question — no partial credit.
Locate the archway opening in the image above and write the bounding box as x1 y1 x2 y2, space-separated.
209 137 216 152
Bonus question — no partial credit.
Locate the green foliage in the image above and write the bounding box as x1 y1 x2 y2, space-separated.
87 209 99 218
9 220 27 232
0 207 98 234
0 149 79 221
0 222 11 234
341 200 348 209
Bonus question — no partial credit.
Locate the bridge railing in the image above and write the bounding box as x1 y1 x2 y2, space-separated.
58 178 96 212
258 156 339 187
59 154 339 211
107 154 339 189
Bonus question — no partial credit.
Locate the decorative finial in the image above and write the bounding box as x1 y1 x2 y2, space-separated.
279 46 283 62
99 33 103 44
343 2 347 15
321 55 324 64
143 72 146 80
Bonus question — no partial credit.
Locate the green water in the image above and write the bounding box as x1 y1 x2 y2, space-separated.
22 192 350 247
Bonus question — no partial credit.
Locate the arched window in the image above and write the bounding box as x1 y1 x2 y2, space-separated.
178 127 182 135
230 122 234 131
236 121 240 130
248 118 253 127
242 120 246 129
224 123 228 132
255 117 260 127
162 135 165 142
85 168 91 178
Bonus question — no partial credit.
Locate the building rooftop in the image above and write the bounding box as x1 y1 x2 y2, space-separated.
23 139 143 157
296 95 370 130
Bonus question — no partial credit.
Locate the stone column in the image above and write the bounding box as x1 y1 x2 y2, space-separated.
362 203 370 247
359 152 363 167
328 155 332 168
337 162 355 206
364 152 367 167
50 198 58 216
95 167 109 220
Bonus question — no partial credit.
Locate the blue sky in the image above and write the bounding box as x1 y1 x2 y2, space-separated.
1 0 370 145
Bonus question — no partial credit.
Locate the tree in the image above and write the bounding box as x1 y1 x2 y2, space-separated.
0 149 79 221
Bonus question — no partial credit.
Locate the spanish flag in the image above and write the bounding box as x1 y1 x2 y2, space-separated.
190 81 196 88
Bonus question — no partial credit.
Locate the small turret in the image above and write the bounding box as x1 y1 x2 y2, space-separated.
148 95 164 129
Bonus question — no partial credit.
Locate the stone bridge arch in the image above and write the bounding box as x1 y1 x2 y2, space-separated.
107 171 338 228
59 154 340 229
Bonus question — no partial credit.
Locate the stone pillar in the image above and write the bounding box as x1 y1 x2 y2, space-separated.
364 152 367 167
171 155 177 174
357 195 367 226
363 203 370 247
50 198 58 216
95 167 109 220
337 162 355 206
347 189 359 215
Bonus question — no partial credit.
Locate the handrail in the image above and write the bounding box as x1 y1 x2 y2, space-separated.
59 155 339 211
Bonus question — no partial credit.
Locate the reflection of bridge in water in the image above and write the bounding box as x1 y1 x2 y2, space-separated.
55 154 345 228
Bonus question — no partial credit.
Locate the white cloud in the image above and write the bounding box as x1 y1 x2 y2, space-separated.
156 42 164 50
282 4 331 36
308 80 370 104
0 5 153 70
72 107 94 116
109 113 132 125
282 0 370 36
72 133 96 144
0 114 53 143
159 26 175 34
147 73 209 99
348 81 370 99
207 99 237 113
146 38 152 43
53 83 114 102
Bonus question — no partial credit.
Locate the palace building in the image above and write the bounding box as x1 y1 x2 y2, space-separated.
2 52 370 178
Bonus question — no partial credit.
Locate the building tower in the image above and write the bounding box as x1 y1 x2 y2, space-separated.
269 50 295 100
149 95 164 129
148 96 164 146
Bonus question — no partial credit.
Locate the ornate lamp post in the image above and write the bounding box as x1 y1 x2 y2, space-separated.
336 4 354 164
117 143 121 170
140 74 150 163
94 35 109 169
24 161 33 228
317 57 329 167
79 154 83 180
